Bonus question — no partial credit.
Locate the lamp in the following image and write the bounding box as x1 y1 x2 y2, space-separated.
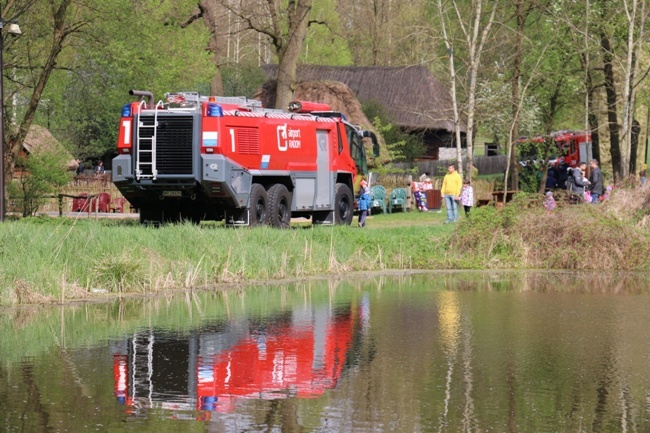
0 18 21 222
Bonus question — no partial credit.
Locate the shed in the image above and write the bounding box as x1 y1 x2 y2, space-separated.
17 125 77 173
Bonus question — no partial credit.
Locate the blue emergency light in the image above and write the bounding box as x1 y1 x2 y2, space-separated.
121 103 131 117
207 103 223 117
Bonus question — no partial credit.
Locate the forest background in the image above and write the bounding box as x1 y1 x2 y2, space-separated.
0 0 649 188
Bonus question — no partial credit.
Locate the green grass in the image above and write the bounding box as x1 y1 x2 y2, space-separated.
0 211 456 305
4 191 650 306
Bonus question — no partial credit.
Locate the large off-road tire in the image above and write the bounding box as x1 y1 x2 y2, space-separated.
249 183 268 226
267 183 292 228
334 183 354 225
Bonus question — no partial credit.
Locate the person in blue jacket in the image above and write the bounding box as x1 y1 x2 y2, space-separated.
358 180 371 228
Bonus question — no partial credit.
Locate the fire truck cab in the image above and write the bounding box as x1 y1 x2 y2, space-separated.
552 130 592 168
112 90 379 226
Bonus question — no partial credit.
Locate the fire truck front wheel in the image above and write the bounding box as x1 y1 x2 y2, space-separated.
267 184 292 229
249 183 268 226
334 183 354 225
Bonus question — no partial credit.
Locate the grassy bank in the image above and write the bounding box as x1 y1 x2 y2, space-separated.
0 211 457 305
2 186 650 306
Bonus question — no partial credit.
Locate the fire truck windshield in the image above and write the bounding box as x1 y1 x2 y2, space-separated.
345 124 369 175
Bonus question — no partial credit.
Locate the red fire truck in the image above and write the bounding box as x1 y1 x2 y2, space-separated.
520 130 592 168
112 91 379 226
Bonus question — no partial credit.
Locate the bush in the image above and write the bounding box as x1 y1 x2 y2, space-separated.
450 191 650 270
9 150 72 217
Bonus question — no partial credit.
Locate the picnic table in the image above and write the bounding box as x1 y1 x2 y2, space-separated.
491 190 518 207
58 193 98 217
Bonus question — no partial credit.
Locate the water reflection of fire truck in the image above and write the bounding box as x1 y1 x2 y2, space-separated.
111 304 358 418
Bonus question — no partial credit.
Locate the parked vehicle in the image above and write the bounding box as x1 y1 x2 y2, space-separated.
112 91 379 226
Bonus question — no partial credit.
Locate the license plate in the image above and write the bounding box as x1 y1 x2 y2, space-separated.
163 190 182 197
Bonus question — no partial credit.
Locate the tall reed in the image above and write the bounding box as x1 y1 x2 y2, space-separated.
0 212 452 305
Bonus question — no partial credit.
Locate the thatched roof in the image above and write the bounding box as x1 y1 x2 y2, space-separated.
261 64 466 133
255 80 390 165
22 125 77 170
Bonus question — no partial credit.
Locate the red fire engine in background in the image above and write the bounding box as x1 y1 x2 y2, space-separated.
111 304 359 419
112 91 379 226
520 130 592 168
550 130 592 167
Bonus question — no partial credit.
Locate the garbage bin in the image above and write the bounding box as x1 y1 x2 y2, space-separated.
425 189 442 210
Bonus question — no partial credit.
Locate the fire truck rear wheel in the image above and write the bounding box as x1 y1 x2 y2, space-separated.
249 183 268 226
334 183 354 225
267 184 292 228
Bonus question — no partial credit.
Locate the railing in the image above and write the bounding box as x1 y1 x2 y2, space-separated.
392 155 509 177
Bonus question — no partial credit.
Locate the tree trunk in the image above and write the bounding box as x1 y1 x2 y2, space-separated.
274 0 312 110
6 0 74 185
465 0 497 181
630 119 640 175
437 0 462 172
587 82 600 163
197 1 224 95
508 0 524 191
600 33 622 181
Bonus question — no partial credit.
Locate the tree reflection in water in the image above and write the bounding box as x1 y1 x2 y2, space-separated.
2 271 650 432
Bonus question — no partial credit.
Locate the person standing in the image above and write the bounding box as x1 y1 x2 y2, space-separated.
441 164 463 223
543 191 556 214
459 179 474 217
95 161 105 176
568 161 590 197
557 157 569 189
357 180 371 227
75 159 85 176
588 159 603 203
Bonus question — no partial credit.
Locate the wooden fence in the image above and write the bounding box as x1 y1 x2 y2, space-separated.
9 172 125 214
392 154 509 177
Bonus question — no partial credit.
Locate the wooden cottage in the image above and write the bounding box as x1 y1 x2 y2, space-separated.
261 64 466 160
15 125 76 176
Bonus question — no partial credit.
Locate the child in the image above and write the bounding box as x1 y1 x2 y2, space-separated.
544 191 556 214
602 185 613 201
413 182 428 212
357 180 371 227
459 179 474 217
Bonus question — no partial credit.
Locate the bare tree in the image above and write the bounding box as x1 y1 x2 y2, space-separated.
200 0 313 110
181 2 225 96
437 0 463 171
437 0 498 180
4 0 89 193
620 0 647 178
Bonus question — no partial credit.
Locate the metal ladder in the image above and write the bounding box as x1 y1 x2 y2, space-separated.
135 100 164 180
131 332 155 404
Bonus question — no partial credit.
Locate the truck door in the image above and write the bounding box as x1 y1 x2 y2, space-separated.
315 129 331 208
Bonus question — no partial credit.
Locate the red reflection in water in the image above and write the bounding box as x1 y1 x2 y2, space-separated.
112 303 359 418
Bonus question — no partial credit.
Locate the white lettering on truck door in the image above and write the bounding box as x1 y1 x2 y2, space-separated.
277 124 288 151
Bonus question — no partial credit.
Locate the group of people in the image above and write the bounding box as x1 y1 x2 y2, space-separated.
356 166 475 227
441 164 474 224
544 159 604 213
75 159 105 177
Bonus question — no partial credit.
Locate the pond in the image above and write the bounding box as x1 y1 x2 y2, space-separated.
2 271 650 432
